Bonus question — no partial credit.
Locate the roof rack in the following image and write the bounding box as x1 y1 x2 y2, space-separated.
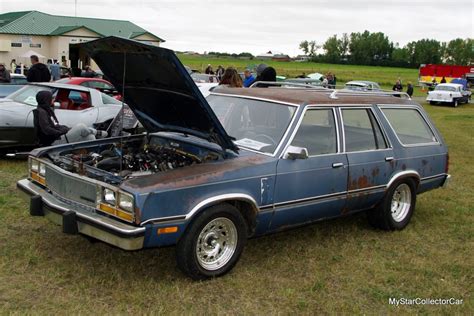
249 81 329 90
328 89 412 100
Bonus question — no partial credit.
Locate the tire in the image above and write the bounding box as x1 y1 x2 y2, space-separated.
176 203 247 280
367 178 417 231
453 99 459 107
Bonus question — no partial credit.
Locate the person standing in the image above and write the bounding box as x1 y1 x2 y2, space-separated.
243 69 255 87
406 82 414 97
10 59 17 73
216 65 225 81
50 60 61 81
27 55 51 82
440 76 447 83
392 79 403 92
218 68 243 88
0 63 11 83
205 64 214 75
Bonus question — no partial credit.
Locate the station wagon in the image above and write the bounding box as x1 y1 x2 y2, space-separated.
17 37 450 280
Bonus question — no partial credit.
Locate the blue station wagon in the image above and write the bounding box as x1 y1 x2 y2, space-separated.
17 37 450 279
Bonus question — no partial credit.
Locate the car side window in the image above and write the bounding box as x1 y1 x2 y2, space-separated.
342 109 388 152
381 108 437 145
291 109 337 155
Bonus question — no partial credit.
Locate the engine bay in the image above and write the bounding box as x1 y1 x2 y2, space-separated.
51 135 222 184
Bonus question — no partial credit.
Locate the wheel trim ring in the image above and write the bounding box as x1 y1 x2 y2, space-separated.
195 217 238 271
390 183 412 222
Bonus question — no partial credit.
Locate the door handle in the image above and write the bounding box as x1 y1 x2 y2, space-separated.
332 162 344 168
385 156 394 162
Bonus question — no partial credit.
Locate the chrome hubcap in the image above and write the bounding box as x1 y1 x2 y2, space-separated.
196 217 237 271
391 183 412 222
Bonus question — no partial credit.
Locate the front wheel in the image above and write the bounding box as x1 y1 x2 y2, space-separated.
453 99 459 107
367 179 417 230
176 203 247 280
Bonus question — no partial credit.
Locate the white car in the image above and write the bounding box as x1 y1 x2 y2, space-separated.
0 82 123 154
345 80 381 91
426 83 471 107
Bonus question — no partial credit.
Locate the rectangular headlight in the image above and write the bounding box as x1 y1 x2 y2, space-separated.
103 188 116 205
39 163 46 176
30 158 39 173
118 191 134 213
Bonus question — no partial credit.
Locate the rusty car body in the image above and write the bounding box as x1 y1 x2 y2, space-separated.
17 37 450 280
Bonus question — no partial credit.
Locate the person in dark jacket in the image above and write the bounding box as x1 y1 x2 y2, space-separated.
0 63 11 83
406 82 414 97
35 91 105 146
253 66 277 88
27 55 51 82
35 91 69 146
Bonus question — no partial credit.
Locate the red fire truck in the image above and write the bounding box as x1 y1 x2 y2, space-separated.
419 64 474 86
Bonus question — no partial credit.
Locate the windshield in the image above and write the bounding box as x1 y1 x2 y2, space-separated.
207 95 296 154
7 85 55 106
435 85 456 92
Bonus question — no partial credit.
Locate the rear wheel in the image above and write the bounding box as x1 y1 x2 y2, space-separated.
367 179 416 230
176 203 247 280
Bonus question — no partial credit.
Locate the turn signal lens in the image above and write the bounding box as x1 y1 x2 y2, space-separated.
157 226 178 235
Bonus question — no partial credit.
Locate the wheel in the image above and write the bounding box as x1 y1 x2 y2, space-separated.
176 203 247 280
367 178 416 230
453 99 459 107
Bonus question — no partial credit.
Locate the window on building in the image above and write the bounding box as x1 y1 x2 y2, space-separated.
342 108 388 152
11 43 22 47
29 43 41 48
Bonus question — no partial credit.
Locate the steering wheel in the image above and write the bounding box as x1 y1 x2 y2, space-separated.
254 134 277 146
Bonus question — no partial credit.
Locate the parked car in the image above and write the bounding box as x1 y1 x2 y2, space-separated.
0 82 123 154
0 74 28 98
18 37 450 280
426 83 471 107
191 73 219 83
345 80 381 91
56 77 122 100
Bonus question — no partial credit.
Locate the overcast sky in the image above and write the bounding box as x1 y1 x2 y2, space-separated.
1 0 472 56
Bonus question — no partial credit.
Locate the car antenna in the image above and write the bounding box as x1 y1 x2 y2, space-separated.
119 52 127 174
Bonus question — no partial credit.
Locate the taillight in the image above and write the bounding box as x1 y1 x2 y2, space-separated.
445 153 449 173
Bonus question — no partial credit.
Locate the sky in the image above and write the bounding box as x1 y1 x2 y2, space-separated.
1 0 473 56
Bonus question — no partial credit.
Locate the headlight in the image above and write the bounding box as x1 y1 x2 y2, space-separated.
103 188 116 205
118 192 134 212
31 159 39 172
39 163 46 176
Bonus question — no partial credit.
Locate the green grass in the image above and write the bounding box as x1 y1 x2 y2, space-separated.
0 101 472 314
178 54 425 95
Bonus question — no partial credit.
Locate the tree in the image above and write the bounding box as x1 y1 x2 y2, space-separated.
406 39 442 66
299 40 319 57
323 35 340 63
445 38 474 65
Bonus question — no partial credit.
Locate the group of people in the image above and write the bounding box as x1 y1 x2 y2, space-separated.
392 78 414 97
0 56 98 83
214 63 277 89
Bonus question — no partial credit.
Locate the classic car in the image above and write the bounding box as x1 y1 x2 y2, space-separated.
345 80 381 91
0 74 28 98
0 82 123 154
17 37 450 280
426 83 471 107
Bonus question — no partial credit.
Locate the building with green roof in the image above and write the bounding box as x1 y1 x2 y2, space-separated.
0 10 164 70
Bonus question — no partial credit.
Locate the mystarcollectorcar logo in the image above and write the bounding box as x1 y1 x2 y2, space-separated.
389 297 463 306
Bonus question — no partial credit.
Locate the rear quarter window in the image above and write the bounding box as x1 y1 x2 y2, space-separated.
381 108 437 145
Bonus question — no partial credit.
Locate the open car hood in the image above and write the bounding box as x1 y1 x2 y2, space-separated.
75 37 237 153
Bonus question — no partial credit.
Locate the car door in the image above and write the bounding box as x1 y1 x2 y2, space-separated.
270 107 348 230
340 107 394 212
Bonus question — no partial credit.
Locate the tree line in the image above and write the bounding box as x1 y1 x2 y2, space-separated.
300 31 473 68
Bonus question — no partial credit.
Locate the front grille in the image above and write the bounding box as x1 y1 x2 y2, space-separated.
45 165 98 208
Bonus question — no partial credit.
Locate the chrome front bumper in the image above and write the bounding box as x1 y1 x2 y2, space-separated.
17 179 145 250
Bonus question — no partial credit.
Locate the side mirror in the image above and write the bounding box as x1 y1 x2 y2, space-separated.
53 101 61 109
284 146 309 160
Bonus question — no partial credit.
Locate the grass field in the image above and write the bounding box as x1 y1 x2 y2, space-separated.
177 54 425 95
0 98 472 314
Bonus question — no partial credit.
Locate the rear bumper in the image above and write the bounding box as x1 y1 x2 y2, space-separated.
17 179 145 250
